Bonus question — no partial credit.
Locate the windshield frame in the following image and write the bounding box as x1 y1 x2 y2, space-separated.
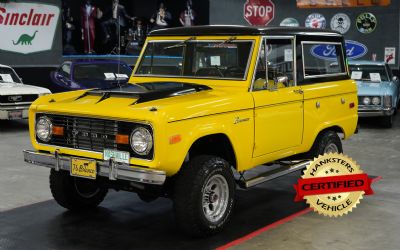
0 66 22 84
133 39 255 81
349 64 390 82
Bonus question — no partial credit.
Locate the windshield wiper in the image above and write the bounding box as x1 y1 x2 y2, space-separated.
215 36 237 47
164 36 196 50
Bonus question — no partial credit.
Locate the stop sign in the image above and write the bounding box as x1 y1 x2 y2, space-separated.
244 0 275 26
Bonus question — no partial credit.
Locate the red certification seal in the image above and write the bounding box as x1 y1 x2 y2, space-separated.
294 153 374 217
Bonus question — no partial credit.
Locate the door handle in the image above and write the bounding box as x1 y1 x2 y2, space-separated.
293 89 304 94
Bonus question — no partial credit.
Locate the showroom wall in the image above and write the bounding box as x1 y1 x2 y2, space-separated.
210 0 400 70
0 0 62 67
0 0 209 67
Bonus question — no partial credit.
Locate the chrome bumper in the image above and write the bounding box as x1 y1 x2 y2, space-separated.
358 106 394 117
23 150 166 185
0 105 29 119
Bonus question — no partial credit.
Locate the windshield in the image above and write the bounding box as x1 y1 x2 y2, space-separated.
73 63 132 82
349 65 389 82
135 40 254 80
0 67 21 84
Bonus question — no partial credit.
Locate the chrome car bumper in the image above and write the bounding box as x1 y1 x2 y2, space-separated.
0 105 29 119
358 106 394 117
23 150 166 185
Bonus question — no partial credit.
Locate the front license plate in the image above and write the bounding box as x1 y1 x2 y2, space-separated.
8 110 23 120
71 158 97 179
103 149 130 164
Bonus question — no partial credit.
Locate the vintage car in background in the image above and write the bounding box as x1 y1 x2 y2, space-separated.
49 59 132 93
0 64 51 120
24 26 358 236
349 61 399 128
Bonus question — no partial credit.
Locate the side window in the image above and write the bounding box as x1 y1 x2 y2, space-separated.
253 38 295 91
302 42 346 78
266 39 295 88
61 64 71 77
253 40 267 91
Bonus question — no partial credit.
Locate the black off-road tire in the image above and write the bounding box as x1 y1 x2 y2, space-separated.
173 155 235 237
306 130 343 159
381 115 393 128
49 169 108 211
137 192 158 203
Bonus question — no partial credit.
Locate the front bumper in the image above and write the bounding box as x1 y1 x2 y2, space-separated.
23 150 166 185
0 105 29 120
358 106 394 117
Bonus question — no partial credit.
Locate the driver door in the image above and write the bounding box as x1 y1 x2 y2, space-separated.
252 38 304 158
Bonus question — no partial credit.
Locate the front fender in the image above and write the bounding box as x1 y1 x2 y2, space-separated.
158 109 254 176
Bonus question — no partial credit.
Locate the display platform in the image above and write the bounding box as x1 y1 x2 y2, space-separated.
0 172 309 250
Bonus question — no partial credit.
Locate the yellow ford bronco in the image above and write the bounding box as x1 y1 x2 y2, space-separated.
24 26 358 237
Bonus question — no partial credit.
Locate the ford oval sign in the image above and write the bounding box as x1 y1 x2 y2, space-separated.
311 40 368 61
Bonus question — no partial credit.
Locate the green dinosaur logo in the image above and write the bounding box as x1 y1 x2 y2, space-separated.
12 31 38 45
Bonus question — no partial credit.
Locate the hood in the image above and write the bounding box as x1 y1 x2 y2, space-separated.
0 83 51 95
356 80 393 97
33 81 253 123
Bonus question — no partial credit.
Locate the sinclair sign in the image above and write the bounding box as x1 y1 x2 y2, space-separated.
0 2 60 54
244 0 275 26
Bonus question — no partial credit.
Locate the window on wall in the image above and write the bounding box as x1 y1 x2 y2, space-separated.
302 42 346 78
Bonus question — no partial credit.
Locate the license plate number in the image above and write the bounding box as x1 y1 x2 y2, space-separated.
8 110 23 120
103 149 130 164
70 158 97 179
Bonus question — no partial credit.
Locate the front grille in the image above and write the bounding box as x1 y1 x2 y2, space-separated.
36 114 153 160
0 94 38 104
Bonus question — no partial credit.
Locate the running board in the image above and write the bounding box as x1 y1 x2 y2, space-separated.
237 160 311 189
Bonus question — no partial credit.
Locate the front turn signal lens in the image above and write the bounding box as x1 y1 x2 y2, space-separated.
116 134 129 144
52 126 64 136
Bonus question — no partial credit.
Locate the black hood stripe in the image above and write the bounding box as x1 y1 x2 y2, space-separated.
75 82 212 104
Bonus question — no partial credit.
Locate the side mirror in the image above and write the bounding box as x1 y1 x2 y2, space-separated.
392 76 398 82
55 72 63 80
273 76 289 88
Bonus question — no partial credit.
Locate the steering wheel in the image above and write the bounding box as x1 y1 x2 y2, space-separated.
225 66 245 77
213 66 225 77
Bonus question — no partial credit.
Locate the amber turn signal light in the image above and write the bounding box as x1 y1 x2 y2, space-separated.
116 134 129 144
169 134 182 144
52 126 64 136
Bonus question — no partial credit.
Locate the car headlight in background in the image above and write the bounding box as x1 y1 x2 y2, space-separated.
372 97 380 105
36 116 52 142
130 127 153 155
362 97 371 105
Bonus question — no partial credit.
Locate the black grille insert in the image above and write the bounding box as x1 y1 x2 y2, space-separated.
36 114 153 160
0 94 38 104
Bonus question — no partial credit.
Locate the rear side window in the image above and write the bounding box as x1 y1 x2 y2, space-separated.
302 42 346 78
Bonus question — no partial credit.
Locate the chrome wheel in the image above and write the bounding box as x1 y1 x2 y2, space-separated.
202 174 229 223
324 143 339 154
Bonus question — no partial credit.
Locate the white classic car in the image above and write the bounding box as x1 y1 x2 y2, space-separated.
0 64 51 120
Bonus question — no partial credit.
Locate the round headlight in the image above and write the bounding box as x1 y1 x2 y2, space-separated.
36 116 52 142
372 97 380 105
130 127 153 155
363 97 371 105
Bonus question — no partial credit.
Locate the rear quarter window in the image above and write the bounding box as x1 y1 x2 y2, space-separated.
302 42 346 79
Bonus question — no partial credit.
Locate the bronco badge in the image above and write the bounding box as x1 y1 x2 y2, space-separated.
294 153 374 217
